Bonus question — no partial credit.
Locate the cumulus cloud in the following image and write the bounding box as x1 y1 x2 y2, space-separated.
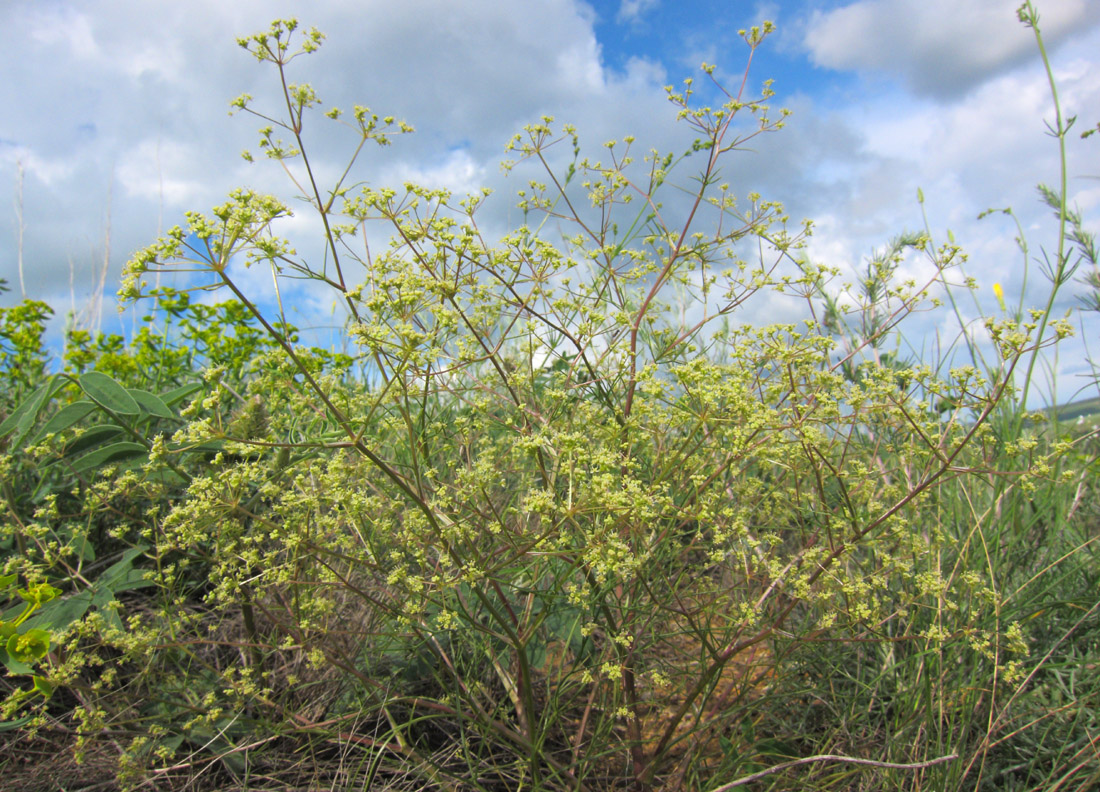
381 148 487 195
116 139 207 205
1 0 1097 402
0 0 623 306
803 0 1100 98
617 0 660 24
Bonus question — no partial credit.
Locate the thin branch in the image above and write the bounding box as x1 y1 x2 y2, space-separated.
707 752 959 791
15 159 26 299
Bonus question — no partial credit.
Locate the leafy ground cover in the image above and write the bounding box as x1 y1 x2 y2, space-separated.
1 4 1098 790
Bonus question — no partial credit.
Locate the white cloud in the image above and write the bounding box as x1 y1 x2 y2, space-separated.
0 0 618 303
28 6 99 60
1074 186 1100 215
1 0 1097 403
1 147 76 188
803 0 1100 98
555 38 607 95
116 139 206 205
617 0 659 24
382 148 486 195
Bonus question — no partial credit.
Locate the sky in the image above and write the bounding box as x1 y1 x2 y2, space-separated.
2 0 1099 406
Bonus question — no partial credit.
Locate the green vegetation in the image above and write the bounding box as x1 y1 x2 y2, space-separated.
2 4 1097 790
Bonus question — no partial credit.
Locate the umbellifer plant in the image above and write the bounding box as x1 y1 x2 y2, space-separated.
98 11 1073 791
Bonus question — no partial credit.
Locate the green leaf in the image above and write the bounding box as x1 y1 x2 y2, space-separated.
0 574 16 590
160 382 203 407
755 738 799 759
0 381 46 438
20 549 149 637
19 583 61 608
170 440 225 457
79 371 140 415
67 442 148 474
95 546 152 594
0 714 34 732
75 533 96 562
158 734 186 754
23 592 92 634
57 425 126 458
29 401 98 446
6 628 50 664
741 715 755 744
92 591 124 632
32 675 54 699
128 389 176 419
0 375 66 448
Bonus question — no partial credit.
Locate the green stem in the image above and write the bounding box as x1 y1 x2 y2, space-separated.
1018 2 1070 419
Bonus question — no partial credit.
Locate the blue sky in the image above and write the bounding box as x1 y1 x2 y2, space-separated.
588 1 844 95
2 0 1099 404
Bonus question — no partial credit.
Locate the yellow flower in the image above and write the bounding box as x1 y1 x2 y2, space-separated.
993 282 1006 312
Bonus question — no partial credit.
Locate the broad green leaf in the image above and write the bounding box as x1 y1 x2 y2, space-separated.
158 734 186 753
95 546 152 594
128 389 176 419
146 470 190 487
91 591 123 632
32 675 54 699
187 719 248 773
67 442 148 475
75 533 96 562
0 375 65 448
20 548 150 637
105 566 151 594
29 401 97 446
79 371 140 415
0 379 49 438
0 573 16 590
58 425 126 458
160 382 203 407
6 628 51 663
23 592 92 635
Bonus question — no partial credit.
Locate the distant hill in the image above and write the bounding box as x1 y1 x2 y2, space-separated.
1048 396 1100 423
1041 396 1100 436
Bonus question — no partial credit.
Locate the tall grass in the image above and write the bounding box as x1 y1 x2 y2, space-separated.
744 5 1100 790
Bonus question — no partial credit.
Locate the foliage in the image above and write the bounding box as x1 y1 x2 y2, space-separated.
0 278 53 402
